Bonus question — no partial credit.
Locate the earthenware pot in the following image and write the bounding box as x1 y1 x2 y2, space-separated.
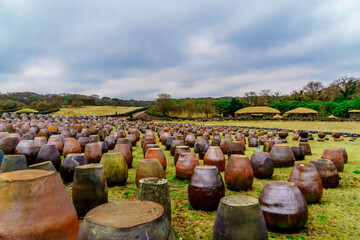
77 201 175 240
225 154 254 191
309 159 340 188
219 139 231 154
36 144 62 171
188 165 225 211
250 152 274 179
84 142 102 163
176 153 200 179
173 145 191 166
15 140 40 165
299 142 311 155
0 136 20 154
321 148 344 172
72 164 108 217
228 141 245 157
1 155 28 173
113 144 133 168
100 153 128 186
259 181 308 232
97 141 108 154
291 146 305 160
63 139 81 157
184 134 196 147
289 163 323 203
116 138 132 152
248 138 259 148
60 154 88 183
263 140 275 153
135 159 166 187
170 140 185 156
213 195 269 240
269 144 295 167
337 148 348 164
0 170 79 239
145 148 167 170
165 136 175 151
204 146 226 171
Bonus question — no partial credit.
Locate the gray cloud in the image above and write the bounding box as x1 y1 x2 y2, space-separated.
0 1 359 99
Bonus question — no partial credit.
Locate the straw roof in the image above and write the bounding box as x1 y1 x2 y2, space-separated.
327 115 337 119
15 108 39 113
348 109 360 113
273 114 283 119
284 107 318 115
235 106 280 115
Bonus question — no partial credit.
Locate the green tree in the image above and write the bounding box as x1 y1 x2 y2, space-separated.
155 93 174 116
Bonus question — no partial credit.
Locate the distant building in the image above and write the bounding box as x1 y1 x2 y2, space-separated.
235 106 280 118
283 107 318 118
348 110 360 119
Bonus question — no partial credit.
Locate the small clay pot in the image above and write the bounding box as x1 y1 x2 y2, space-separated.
37 144 62 171
204 146 226 172
60 154 87 183
176 153 200 179
219 139 231 154
259 181 308 232
116 138 132 152
0 170 79 239
72 164 108 217
142 136 156 151
198 142 210 160
184 134 196 147
248 138 259 148
33 137 47 148
113 144 133 168
225 155 254 191
228 141 245 157
104 136 116 150
145 148 167 170
78 137 90 152
143 144 160 156
211 135 221 146
321 148 344 172
289 163 323 203
278 132 288 143
100 153 128 186
269 144 295 168
89 135 100 143
0 136 20 154
15 140 40 166
47 136 64 154
188 165 225 211
291 146 305 160
299 142 311 155
170 140 185 156
84 142 103 163
165 136 175 151
172 145 190 166
213 195 269 240
63 139 81 157
250 152 274 179
1 155 28 173
309 159 340 188
135 159 166 187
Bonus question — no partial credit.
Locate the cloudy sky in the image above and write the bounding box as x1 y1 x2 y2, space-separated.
1 1 360 99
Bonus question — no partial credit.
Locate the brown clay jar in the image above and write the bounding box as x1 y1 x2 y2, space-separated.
188 165 225 211
176 152 200 179
84 142 103 163
321 148 344 172
113 144 133 168
204 146 226 171
269 144 295 168
289 163 323 203
309 159 340 188
135 159 166 187
174 146 191 166
250 152 274 179
144 148 167 170
63 139 81 157
225 154 254 191
228 141 245 157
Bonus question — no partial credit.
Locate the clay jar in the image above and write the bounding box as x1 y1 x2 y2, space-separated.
259 181 308 232
225 154 254 191
0 136 20 154
219 139 231 154
15 140 40 165
63 139 81 157
188 165 225 211
60 154 87 183
135 159 166 187
100 153 128 186
176 152 200 179
84 142 103 163
72 164 108 217
269 144 295 167
278 132 288 143
198 142 210 160
248 138 259 148
165 136 175 151
204 146 226 171
0 170 79 239
116 138 133 152
291 146 305 160
104 136 116 150
37 144 62 171
170 140 185 156
34 136 47 148
228 141 245 157
299 142 311 155
321 148 344 172
78 137 90 152
184 134 196 148
309 159 340 188
142 136 156 151
250 152 274 179
337 148 348 164
211 135 221 146
113 144 133 168
289 163 323 203
1 155 28 173
47 136 64 154
77 201 175 240
173 146 191 166
263 140 275 153
213 195 269 240
144 148 167 170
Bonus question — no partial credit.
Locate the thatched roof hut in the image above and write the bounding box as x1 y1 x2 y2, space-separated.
348 109 360 119
235 107 280 118
15 108 39 113
273 114 283 119
284 107 318 118
327 115 337 119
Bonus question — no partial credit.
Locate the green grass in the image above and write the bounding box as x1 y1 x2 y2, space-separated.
163 120 360 133
65 124 360 239
54 106 141 116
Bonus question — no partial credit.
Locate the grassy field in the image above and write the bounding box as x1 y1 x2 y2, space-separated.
54 106 141 116
165 120 360 134
64 123 360 239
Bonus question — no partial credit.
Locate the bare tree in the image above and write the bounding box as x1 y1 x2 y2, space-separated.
155 93 174 116
244 92 258 106
259 89 272 105
303 81 324 100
